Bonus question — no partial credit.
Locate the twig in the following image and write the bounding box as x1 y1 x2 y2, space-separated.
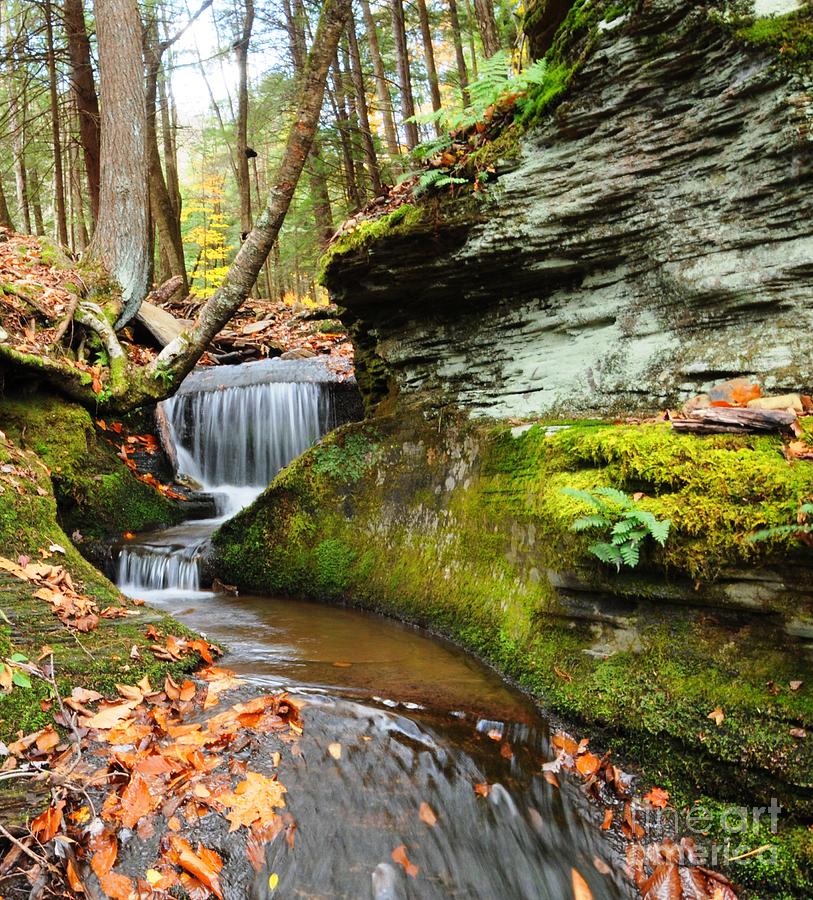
0 825 47 869
50 293 79 345
71 632 94 661
41 654 83 760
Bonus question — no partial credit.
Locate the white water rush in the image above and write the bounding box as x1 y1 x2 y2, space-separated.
117 359 339 597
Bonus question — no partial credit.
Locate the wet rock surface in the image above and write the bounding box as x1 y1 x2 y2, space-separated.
326 1 813 417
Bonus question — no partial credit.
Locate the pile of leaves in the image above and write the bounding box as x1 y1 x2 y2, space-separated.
95 418 188 501
0 633 302 898
539 731 740 900
0 551 129 632
159 295 354 379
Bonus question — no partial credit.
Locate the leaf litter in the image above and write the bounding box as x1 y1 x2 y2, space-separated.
0 630 307 899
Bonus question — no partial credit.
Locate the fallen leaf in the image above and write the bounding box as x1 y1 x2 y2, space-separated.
600 808 613 830
571 867 593 900
474 782 491 798
707 707 725 727
543 771 560 788
419 802 437 827
167 836 224 900
575 752 601 778
218 770 286 832
643 787 670 809
328 742 342 760
790 680 802 691
391 844 419 878
31 801 64 843
790 727 807 739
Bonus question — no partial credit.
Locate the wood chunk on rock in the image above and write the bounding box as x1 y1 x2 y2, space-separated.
671 407 797 434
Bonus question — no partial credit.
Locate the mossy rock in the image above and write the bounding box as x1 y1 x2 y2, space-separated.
0 390 184 543
213 412 813 896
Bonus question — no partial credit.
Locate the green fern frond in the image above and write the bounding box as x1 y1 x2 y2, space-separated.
571 515 612 532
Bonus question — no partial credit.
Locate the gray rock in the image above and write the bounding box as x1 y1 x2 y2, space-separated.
326 2 813 418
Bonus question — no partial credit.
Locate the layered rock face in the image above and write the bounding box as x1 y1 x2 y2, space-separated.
326 1 813 417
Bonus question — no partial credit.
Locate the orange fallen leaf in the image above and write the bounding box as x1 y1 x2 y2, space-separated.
707 707 725 727
572 867 593 900
543 771 560 788
600 808 613 830
218 770 287 832
575 752 601 778
474 782 491 798
167 836 224 900
30 801 64 843
391 844 419 878
643 787 670 809
419 802 437 827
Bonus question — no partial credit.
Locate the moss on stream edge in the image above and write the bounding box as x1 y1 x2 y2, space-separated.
214 413 813 897
0 393 202 826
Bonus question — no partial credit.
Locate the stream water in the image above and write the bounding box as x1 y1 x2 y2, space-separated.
116 360 629 899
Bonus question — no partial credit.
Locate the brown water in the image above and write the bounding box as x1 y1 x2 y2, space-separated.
133 586 631 899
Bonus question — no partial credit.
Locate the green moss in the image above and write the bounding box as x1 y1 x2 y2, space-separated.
318 205 425 285
0 391 184 541
212 412 813 895
734 4 813 70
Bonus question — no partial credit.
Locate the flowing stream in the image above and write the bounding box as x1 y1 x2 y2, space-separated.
116 360 628 899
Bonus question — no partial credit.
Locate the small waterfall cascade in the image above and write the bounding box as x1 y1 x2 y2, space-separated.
117 361 338 596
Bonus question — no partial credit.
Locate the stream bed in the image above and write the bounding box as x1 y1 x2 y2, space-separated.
114 359 630 898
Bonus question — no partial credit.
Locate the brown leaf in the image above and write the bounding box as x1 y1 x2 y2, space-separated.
790 680 802 691
66 858 86 893
419 802 437 827
167 836 224 900
34 725 59 753
97 870 135 900
571 868 593 900
473 782 491 798
707 707 725 727
218 771 287 832
79 700 138 730
90 831 118 878
640 862 682 899
30 801 64 843
543 771 560 788
600 808 613 830
119 772 160 829
391 844 419 878
643 787 670 809
575 752 601 778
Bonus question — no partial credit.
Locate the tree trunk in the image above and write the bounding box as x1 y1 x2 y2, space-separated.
463 0 478 77
235 0 254 239
283 0 334 245
69 133 88 252
30 170 45 236
416 0 442 134
4 12 31 235
159 64 182 223
89 0 150 329
0 177 13 230
390 0 419 150
152 0 351 391
447 0 470 106
330 56 362 209
44 0 68 246
359 0 400 166
339 39 367 203
64 0 101 226
473 0 500 57
347 11 383 194
144 22 188 294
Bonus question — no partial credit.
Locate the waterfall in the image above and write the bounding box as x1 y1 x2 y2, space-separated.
117 362 339 596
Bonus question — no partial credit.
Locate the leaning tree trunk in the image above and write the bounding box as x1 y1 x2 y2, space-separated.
151 0 351 391
64 0 101 225
89 0 150 329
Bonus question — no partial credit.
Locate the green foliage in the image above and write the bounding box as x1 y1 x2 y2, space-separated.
562 486 671 570
411 51 552 139
733 5 813 68
748 503 813 544
415 168 469 196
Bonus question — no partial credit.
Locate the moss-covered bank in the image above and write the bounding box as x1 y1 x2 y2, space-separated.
214 413 813 896
0 393 202 824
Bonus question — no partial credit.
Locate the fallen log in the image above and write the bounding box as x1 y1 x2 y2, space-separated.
671 407 797 434
136 300 193 347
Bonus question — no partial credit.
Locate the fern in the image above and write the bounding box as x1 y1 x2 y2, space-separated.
415 169 468 196
747 503 813 543
563 486 671 572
